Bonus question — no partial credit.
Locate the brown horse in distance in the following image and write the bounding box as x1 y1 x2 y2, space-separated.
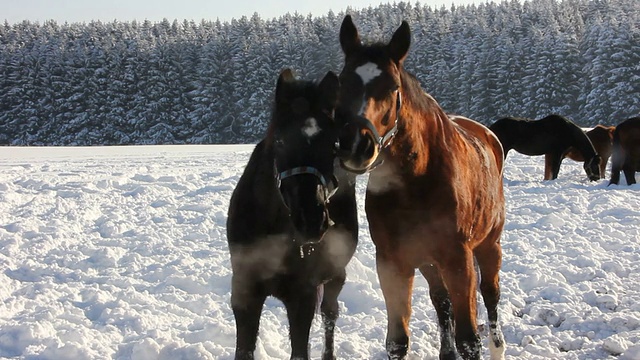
335 15 506 360
564 125 615 179
609 116 640 185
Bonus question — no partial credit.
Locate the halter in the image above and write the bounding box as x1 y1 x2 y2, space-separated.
379 91 402 148
341 91 402 174
275 163 339 259
276 165 339 202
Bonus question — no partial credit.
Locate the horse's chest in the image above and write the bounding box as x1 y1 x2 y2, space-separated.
366 197 456 261
242 227 354 287
367 159 404 194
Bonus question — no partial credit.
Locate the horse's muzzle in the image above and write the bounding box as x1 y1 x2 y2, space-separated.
336 116 380 173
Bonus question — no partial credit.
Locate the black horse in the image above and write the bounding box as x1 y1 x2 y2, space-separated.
609 116 640 185
489 114 601 181
226 69 358 360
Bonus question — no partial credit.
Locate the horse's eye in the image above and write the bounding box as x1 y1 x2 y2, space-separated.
323 108 335 120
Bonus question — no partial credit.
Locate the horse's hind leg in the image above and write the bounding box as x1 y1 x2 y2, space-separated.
439 245 481 360
609 143 624 184
419 264 456 360
623 166 636 185
231 276 267 360
623 152 636 184
544 153 554 180
474 235 506 360
320 272 346 360
544 153 562 180
284 289 317 359
377 253 415 359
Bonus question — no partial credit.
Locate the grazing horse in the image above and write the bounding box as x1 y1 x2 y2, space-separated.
335 15 506 360
564 125 615 179
489 115 601 181
227 69 358 360
609 116 640 185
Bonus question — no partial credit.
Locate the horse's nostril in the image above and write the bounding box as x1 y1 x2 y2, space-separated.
364 133 376 158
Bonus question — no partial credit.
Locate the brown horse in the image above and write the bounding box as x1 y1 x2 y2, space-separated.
609 116 640 185
564 125 615 179
335 15 506 360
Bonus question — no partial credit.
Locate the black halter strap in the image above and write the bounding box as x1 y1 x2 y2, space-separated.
275 165 339 203
380 91 401 148
274 163 338 259
362 91 401 149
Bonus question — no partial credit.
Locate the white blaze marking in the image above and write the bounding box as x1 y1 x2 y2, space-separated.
302 117 321 138
355 63 381 116
355 62 382 85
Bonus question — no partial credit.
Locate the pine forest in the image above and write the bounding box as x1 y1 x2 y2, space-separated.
0 0 638 145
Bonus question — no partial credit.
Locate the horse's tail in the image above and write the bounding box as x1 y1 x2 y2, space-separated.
611 127 624 165
609 127 625 185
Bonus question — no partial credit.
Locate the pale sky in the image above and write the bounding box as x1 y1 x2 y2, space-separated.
1 0 486 24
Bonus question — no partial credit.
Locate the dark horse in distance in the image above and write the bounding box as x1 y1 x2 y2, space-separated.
227 69 358 360
564 125 615 179
335 15 506 360
489 114 601 181
609 116 640 185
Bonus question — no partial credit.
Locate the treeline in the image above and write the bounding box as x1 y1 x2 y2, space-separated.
0 0 638 145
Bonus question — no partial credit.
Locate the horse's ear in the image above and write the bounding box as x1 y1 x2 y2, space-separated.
319 71 340 110
340 15 360 57
278 68 296 84
388 21 410 65
276 68 296 103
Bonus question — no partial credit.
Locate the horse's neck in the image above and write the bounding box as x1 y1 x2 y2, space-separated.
249 142 284 206
389 95 452 175
572 128 597 158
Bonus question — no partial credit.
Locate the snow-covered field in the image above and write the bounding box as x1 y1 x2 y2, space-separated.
1 144 639 359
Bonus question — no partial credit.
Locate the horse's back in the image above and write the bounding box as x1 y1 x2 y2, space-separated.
491 115 589 157
488 117 534 155
615 117 640 143
451 115 504 174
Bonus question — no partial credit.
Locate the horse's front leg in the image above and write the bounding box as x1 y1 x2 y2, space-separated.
231 275 267 360
377 253 415 360
441 246 481 360
320 272 346 360
599 157 608 179
284 289 317 360
419 264 456 360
